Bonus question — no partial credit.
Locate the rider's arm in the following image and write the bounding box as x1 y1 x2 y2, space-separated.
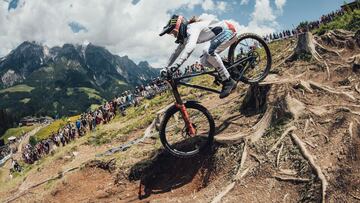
176 20 210 66
173 23 204 67
166 43 185 68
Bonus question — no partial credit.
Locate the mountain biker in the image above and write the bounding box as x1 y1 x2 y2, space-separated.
159 15 238 98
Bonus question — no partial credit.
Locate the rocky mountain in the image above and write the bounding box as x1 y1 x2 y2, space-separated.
0 41 159 124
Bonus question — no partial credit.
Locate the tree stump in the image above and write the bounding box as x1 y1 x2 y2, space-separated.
240 84 271 115
286 32 321 62
355 30 360 48
352 55 360 73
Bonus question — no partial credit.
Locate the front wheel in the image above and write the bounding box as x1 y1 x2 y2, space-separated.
228 33 272 84
159 101 215 158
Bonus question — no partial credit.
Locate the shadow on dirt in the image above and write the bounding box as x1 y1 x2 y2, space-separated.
240 84 270 116
128 145 218 200
215 84 270 135
215 114 244 135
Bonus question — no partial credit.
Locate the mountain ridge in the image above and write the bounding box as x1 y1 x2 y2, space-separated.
0 41 159 134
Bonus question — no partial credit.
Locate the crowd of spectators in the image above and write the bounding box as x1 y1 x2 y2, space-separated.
263 9 346 42
172 61 208 78
3 61 209 167
0 145 11 161
20 77 170 164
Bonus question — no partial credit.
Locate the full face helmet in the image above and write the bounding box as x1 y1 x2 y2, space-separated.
159 14 188 44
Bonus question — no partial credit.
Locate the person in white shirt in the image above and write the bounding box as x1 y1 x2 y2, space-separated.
159 15 238 98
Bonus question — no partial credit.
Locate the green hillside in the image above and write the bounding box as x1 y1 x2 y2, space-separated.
314 8 360 34
1 125 38 144
0 42 159 135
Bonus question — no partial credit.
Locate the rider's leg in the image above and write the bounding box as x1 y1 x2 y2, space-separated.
205 31 237 98
206 52 230 80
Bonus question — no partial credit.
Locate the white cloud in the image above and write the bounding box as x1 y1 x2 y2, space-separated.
275 0 286 11
241 0 282 36
0 0 202 67
201 0 228 12
0 0 285 68
251 0 276 23
202 0 215 10
217 1 227 11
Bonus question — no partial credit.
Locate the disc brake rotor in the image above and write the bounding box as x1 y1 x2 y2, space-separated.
181 123 197 138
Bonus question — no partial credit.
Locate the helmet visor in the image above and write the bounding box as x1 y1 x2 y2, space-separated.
159 24 174 36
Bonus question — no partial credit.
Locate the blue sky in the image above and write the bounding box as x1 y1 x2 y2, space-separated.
176 0 346 33
0 0 352 67
276 0 345 30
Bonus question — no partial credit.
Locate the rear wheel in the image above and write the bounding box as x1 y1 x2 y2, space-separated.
159 102 215 158
228 33 272 84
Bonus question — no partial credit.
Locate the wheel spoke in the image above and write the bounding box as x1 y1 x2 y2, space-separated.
160 104 214 157
229 34 271 83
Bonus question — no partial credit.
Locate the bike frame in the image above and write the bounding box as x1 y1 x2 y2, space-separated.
165 55 254 136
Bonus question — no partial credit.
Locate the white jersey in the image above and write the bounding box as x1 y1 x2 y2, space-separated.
166 20 236 68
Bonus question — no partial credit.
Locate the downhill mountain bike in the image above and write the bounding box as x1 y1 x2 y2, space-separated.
159 33 272 158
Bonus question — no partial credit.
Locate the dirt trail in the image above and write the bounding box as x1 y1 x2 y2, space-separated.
2 30 360 203
14 125 44 159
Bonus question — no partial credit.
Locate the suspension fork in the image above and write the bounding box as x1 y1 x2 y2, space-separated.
168 80 196 136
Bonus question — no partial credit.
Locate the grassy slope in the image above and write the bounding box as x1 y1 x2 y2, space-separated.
0 84 34 93
314 9 360 35
1 125 38 144
87 74 217 145
0 39 292 200
34 116 80 140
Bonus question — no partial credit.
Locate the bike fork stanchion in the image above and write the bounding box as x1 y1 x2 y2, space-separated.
168 79 196 136
176 103 196 136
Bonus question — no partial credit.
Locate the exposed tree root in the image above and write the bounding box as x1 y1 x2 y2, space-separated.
214 132 246 145
273 175 311 183
355 83 360 95
305 141 316 149
285 32 334 79
273 42 296 61
321 29 356 50
267 125 297 155
215 105 273 144
259 75 294 85
304 119 309 134
276 143 284 168
283 193 290 202
211 142 250 203
321 104 360 108
350 193 360 201
278 169 298 176
309 81 356 101
313 40 342 58
349 122 354 139
291 133 328 203
321 133 330 143
324 61 331 80
297 80 314 93
250 153 262 164
336 107 360 116
307 105 329 116
234 143 248 181
211 182 235 203
249 106 274 143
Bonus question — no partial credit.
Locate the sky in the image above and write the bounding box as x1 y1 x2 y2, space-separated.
0 0 347 68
